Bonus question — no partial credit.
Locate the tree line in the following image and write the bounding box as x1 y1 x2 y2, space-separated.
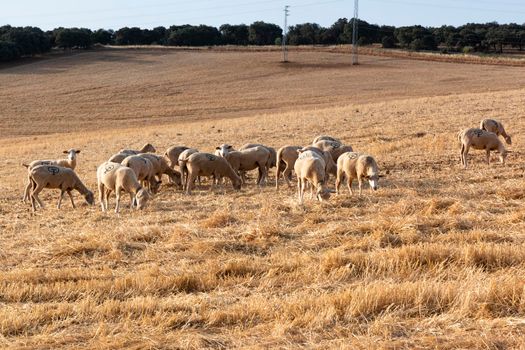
2 19 525 62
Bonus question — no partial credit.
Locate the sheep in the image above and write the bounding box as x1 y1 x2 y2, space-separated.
239 143 277 169
294 150 332 203
108 153 128 164
177 148 199 190
121 155 161 194
138 153 182 189
480 119 512 145
119 143 156 155
165 145 190 168
96 162 152 213
185 152 242 195
300 145 337 179
336 152 380 196
216 144 270 186
22 148 81 203
28 165 94 212
459 128 507 169
312 135 342 145
275 145 302 189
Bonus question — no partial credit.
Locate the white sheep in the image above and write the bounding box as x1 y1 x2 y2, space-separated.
185 152 242 194
459 128 507 169
96 162 152 213
165 145 190 168
119 143 156 155
294 150 332 203
121 155 161 193
300 145 337 180
216 144 270 186
177 148 199 190
22 149 81 203
238 143 277 169
480 119 512 145
28 164 94 212
336 152 380 196
275 145 302 189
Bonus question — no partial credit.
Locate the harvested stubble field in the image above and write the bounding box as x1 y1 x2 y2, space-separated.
1 48 525 349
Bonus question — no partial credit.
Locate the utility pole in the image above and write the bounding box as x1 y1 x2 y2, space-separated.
282 5 290 62
352 0 359 65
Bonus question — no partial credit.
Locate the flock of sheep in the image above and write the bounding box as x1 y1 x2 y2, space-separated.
21 118 510 213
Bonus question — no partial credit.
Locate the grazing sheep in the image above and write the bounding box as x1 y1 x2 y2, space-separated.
28 165 94 212
97 162 152 213
294 150 332 203
185 153 242 194
480 119 512 145
178 148 199 190
336 152 380 196
165 145 190 168
459 128 507 169
275 145 302 189
138 153 182 189
216 144 270 186
300 145 337 179
119 143 156 155
22 148 81 203
121 155 161 194
239 143 277 169
312 135 342 145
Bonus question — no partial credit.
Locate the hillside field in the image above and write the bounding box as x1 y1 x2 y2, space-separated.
1 48 525 349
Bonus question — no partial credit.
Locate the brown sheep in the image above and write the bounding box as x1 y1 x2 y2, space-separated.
459 128 507 169
22 148 81 203
97 162 152 213
216 144 270 186
275 145 302 189
28 165 94 212
185 153 242 194
336 152 380 196
480 119 512 145
294 150 332 203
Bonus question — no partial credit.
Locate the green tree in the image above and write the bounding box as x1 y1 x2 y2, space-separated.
220 24 249 45
248 21 282 45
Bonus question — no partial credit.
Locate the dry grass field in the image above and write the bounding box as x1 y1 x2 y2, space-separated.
2 48 525 349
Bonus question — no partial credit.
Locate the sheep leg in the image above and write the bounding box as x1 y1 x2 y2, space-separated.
115 188 121 213
335 169 343 195
98 182 106 212
57 190 65 209
300 178 307 204
297 178 302 203
486 149 491 165
30 181 46 211
105 189 112 211
462 144 470 169
358 176 363 196
23 179 32 203
67 191 76 208
284 164 294 187
186 172 196 195
129 193 134 208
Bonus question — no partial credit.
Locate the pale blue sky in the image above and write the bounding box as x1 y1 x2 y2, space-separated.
2 0 525 30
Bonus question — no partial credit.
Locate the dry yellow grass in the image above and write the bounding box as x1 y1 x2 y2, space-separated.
1 49 525 349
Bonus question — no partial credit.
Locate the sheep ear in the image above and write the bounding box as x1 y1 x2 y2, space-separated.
378 174 386 178
63 150 68 154
216 147 220 150
227 145 233 149
75 150 81 154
